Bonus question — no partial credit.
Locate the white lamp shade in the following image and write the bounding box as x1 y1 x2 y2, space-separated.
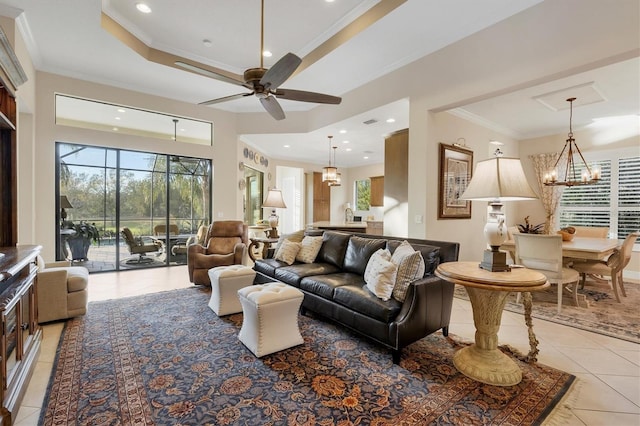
262 188 287 209
460 157 538 201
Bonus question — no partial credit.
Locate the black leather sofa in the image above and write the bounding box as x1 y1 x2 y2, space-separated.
253 231 460 363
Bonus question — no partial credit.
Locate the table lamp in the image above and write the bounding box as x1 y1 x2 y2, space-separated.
262 188 287 238
460 156 537 272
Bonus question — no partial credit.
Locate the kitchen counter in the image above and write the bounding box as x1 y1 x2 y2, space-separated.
308 221 368 232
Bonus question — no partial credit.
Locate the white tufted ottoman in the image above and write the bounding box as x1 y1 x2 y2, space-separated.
237 283 304 357
207 265 256 316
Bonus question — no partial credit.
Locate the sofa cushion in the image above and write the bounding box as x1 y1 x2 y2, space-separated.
316 231 351 268
343 236 387 275
364 249 397 301
275 263 341 287
253 258 288 277
274 239 301 265
390 241 425 303
387 240 441 277
295 236 323 263
300 272 362 300
333 284 402 323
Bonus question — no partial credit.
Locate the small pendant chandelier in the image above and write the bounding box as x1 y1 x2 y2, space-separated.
544 97 600 186
328 146 341 187
322 135 338 184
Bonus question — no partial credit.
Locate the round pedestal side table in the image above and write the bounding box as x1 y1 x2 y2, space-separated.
435 261 549 386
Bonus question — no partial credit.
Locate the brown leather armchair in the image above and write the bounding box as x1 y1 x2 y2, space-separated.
188 221 248 286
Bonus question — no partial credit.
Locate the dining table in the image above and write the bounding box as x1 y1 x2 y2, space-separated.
500 236 620 262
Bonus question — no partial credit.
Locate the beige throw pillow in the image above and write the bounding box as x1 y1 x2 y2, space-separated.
364 249 397 301
295 236 323 263
391 241 425 302
274 239 302 265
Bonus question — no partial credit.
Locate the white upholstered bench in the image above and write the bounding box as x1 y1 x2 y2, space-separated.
207 265 256 316
237 282 304 357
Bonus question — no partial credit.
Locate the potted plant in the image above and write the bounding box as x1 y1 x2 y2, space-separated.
517 216 544 234
64 221 100 261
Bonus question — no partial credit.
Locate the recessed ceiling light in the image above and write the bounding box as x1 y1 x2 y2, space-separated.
325 0 335 3
489 140 504 145
117 108 126 113
136 3 152 13
114 117 121 120
363 156 369 159
112 127 119 131
346 148 352 152
386 118 395 123
342 140 349 144
263 50 272 57
339 129 347 134
203 39 212 48
284 144 290 148
180 128 186 132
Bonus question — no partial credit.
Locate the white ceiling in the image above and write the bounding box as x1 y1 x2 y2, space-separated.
1 0 638 168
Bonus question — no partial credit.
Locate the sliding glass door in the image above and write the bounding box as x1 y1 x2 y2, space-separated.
56 142 212 272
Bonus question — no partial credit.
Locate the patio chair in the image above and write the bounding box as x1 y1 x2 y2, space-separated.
514 233 580 313
121 227 162 264
153 224 180 236
571 232 638 303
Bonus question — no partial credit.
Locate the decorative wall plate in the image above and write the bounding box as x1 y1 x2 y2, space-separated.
238 161 244 171
239 179 246 190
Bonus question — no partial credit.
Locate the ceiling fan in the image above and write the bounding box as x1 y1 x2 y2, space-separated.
176 0 341 120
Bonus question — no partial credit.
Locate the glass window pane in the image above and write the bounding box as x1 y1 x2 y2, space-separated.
355 179 371 210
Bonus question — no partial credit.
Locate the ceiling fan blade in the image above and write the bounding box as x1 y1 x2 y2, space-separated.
274 88 342 105
199 92 253 106
175 61 250 89
260 53 302 89
260 96 286 120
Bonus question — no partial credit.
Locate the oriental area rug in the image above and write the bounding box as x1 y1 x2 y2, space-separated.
41 287 574 425
455 279 640 344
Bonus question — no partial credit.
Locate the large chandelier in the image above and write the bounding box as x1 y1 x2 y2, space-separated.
322 136 338 184
543 97 600 186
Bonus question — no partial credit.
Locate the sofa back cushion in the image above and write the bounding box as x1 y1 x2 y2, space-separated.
386 240 441 276
343 236 387 275
316 231 352 268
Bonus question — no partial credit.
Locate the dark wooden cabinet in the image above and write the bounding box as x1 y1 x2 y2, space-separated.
370 176 384 207
312 172 330 222
0 245 42 425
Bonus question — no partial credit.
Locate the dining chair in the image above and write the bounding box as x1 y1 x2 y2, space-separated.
514 233 580 313
571 226 609 238
571 232 638 303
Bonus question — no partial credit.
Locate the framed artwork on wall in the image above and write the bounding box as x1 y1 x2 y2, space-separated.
438 143 473 219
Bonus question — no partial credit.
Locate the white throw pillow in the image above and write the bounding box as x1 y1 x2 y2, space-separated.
295 236 323 263
364 249 397 301
391 241 425 302
274 239 302 265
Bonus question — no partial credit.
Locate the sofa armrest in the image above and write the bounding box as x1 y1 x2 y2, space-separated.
45 260 71 268
391 275 455 346
37 269 71 322
233 243 246 264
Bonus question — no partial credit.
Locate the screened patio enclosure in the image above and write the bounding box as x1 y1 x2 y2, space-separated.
56 142 212 272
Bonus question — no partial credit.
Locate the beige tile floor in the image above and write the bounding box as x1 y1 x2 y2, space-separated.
13 266 640 425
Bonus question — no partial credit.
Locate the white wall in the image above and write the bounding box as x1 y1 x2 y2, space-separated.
26 72 240 260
